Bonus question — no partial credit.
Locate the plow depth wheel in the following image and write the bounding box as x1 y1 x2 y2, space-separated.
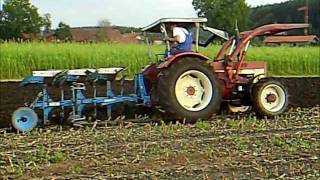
12 107 39 132
157 58 221 122
252 79 288 117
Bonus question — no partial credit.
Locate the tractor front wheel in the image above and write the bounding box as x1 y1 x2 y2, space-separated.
156 58 221 122
252 79 288 117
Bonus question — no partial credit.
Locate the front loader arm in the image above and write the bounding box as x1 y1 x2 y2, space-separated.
216 24 309 62
214 23 309 82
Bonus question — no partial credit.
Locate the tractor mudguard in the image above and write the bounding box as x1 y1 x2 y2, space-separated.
142 64 159 82
142 52 211 84
157 52 210 69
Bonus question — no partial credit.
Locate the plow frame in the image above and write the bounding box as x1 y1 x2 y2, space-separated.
15 71 150 130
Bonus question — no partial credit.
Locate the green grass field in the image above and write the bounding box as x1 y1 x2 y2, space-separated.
0 42 319 79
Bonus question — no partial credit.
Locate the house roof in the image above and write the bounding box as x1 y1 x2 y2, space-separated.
70 27 138 43
264 35 319 43
70 28 98 41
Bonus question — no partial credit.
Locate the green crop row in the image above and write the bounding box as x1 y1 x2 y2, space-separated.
0 42 319 80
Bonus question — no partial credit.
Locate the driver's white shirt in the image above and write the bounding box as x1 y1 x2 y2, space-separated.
173 27 188 43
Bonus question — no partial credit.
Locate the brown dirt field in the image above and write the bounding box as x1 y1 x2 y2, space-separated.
0 77 319 128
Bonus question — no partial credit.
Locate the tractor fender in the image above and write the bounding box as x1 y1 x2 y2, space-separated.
157 52 211 69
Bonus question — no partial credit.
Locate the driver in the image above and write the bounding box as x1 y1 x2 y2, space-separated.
164 23 193 58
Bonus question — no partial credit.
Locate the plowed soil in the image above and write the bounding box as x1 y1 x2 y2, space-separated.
0 77 319 128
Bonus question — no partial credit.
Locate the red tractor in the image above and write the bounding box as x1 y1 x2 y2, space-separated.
141 18 309 122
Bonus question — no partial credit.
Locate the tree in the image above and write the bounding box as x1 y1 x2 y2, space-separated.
42 13 51 33
99 19 111 28
0 0 45 40
96 18 111 42
55 22 72 41
192 0 250 33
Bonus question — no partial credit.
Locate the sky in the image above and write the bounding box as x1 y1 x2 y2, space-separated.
27 0 289 28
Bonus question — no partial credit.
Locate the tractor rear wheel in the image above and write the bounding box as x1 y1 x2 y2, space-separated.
252 79 288 117
156 58 221 122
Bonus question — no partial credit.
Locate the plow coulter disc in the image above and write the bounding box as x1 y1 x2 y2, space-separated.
12 107 39 132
